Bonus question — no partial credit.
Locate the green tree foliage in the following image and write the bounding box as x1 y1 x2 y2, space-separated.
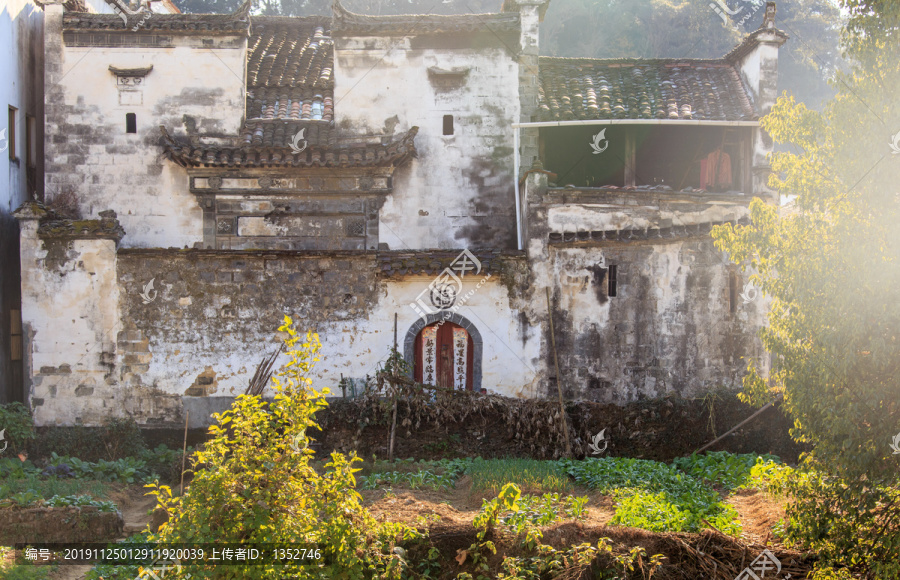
712 1 900 575
145 317 416 579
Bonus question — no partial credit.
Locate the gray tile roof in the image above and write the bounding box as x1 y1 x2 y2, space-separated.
332 0 520 36
537 57 757 122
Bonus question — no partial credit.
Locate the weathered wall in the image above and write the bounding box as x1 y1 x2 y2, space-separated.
17 213 122 426
32 249 536 427
1 0 43 402
333 34 520 250
44 7 246 248
518 172 769 404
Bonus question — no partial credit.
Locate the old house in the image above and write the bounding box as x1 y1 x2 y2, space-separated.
16 0 786 426
1 0 44 404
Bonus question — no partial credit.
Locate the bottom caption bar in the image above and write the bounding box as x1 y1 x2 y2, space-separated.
13 543 323 565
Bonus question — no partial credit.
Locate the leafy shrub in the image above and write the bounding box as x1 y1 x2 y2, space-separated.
144 317 418 579
138 444 184 482
783 470 900 579
670 451 781 491
0 457 41 478
98 416 146 459
0 402 35 455
742 458 796 497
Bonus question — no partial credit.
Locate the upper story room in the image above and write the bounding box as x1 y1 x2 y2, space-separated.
520 2 787 203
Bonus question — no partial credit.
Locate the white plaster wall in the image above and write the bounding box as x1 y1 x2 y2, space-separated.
334 36 520 250
45 37 247 248
18 222 122 424
129 277 539 409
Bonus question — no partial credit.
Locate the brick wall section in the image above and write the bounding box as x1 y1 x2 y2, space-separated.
116 249 379 399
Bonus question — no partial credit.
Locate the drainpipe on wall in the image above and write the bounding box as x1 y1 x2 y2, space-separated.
514 128 522 250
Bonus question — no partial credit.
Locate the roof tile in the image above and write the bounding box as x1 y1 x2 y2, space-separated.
538 57 757 122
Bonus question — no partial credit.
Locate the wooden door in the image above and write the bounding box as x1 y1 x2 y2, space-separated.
414 322 474 390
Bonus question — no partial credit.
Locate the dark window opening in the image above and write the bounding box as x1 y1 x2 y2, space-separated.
540 125 750 192
633 126 745 193
8 106 17 160
542 125 626 187
126 113 137 134
442 114 454 136
608 264 618 297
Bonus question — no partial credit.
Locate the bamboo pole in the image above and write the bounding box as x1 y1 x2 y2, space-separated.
545 287 573 458
180 411 189 496
694 395 783 454
389 314 399 463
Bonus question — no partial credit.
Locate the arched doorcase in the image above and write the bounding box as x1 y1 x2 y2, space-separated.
403 312 483 392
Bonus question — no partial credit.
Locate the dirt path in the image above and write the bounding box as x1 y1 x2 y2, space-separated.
360 476 617 530
46 486 157 580
726 488 787 545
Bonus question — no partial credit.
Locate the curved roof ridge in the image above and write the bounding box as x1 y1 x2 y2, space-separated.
331 0 519 36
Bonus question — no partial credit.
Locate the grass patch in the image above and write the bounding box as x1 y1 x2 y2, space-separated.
0 547 55 580
358 458 471 490
0 475 113 500
467 457 572 494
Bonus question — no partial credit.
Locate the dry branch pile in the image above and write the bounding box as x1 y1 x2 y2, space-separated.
326 372 584 459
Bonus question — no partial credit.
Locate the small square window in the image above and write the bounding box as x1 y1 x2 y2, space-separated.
7 106 17 160
442 115 454 136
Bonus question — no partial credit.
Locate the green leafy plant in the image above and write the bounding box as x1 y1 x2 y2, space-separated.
358 458 471 491
0 402 35 455
671 451 781 491
44 494 117 511
143 316 419 579
562 457 741 534
499 493 588 534
0 457 41 478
